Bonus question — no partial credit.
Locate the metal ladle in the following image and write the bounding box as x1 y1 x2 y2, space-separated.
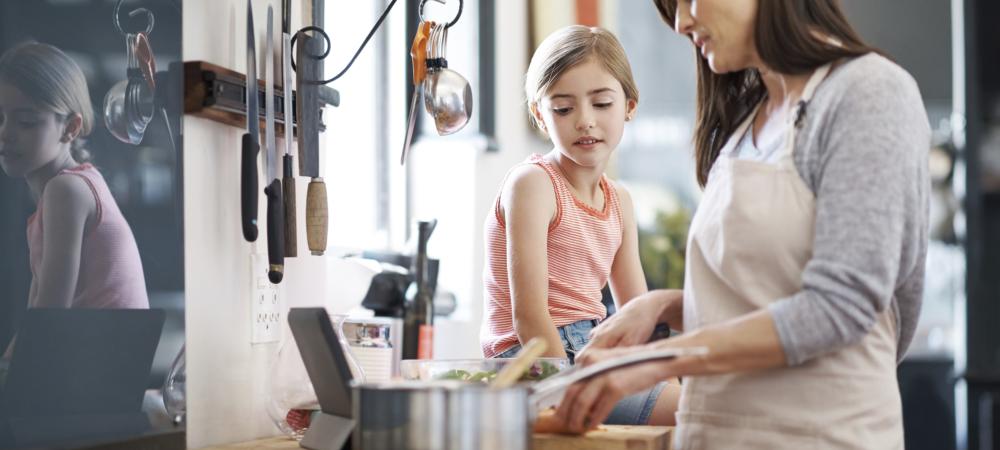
423 22 472 136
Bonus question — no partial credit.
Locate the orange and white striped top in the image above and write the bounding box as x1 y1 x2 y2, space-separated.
480 154 623 357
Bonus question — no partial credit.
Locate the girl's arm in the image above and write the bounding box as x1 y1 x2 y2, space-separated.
33 174 95 308
503 165 566 358
607 182 647 309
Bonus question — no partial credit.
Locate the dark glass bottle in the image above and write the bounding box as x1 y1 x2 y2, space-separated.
402 219 437 360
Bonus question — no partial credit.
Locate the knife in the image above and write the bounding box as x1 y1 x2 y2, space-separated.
264 5 285 284
401 21 432 165
297 33 327 256
282 0 297 258
241 0 260 242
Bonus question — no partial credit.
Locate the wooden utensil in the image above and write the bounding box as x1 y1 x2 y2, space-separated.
492 338 548 389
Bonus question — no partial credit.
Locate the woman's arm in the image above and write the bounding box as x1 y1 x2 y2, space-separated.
503 165 566 358
33 174 95 308
607 182 647 309
558 308 784 432
768 61 930 365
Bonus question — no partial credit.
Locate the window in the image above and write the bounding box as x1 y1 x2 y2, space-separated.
321 0 486 253
319 0 404 252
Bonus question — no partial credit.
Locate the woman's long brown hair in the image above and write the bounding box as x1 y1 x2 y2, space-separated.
653 0 877 187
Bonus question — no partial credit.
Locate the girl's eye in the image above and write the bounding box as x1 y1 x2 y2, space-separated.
594 102 613 109
552 107 573 115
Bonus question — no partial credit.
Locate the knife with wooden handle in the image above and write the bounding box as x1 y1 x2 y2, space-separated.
297 33 327 256
282 38 297 258
281 0 297 258
241 0 260 242
263 5 285 283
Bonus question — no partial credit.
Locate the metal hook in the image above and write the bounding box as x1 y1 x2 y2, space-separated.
419 0 463 29
114 0 155 36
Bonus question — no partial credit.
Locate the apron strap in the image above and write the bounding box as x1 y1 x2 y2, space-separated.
720 63 834 162
782 63 834 160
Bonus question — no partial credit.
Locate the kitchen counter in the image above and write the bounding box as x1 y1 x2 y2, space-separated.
202 425 673 450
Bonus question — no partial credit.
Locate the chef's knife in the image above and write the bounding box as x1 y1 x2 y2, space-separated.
297 33 327 256
241 0 260 242
264 6 285 284
282 0 297 258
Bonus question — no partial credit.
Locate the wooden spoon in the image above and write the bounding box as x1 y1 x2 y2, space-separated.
491 338 548 389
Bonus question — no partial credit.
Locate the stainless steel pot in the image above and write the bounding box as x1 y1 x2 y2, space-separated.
352 380 530 450
350 347 709 450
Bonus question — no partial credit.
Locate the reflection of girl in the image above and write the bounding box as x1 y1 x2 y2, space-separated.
0 42 148 313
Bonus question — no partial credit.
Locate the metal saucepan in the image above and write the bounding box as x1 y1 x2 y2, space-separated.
350 346 708 450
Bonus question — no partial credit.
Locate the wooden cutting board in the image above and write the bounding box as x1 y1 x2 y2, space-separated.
205 425 673 450
533 425 673 450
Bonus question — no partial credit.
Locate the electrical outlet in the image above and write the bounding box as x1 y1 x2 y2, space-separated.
251 254 283 344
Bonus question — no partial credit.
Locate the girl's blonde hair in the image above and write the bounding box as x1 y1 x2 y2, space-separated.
524 25 639 129
0 41 94 163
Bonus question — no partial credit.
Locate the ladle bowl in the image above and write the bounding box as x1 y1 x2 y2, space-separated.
425 67 472 136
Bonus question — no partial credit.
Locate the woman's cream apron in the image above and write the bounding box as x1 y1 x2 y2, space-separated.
674 64 903 449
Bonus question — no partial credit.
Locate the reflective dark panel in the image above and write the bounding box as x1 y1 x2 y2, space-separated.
0 0 184 448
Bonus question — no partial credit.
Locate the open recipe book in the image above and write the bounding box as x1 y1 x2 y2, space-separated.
529 346 710 412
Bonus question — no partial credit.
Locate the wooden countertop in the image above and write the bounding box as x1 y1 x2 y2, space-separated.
201 425 673 450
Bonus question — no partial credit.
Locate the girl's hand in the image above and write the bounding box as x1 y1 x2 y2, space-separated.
582 289 682 353
554 344 677 433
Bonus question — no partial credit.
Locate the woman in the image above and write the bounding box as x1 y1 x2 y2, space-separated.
0 42 148 358
555 0 930 448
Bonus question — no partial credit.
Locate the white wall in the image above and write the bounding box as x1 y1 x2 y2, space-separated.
182 0 544 447
181 0 364 447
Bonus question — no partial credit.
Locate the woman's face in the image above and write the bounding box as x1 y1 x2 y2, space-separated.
533 58 637 169
0 82 71 178
673 0 759 73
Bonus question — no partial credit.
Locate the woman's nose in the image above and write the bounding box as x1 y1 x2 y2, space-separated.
674 3 695 34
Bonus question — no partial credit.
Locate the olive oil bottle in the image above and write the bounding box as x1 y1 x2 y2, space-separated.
402 219 437 360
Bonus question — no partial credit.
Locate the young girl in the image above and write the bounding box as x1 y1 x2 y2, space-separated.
480 25 678 427
0 42 148 315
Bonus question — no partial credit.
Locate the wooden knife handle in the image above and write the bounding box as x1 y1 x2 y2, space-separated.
283 155 298 257
306 178 327 256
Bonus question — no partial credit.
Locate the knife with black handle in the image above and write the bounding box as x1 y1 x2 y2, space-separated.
242 0 260 242
264 5 285 283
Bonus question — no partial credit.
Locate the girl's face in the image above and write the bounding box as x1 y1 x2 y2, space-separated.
0 82 73 178
673 0 759 73
533 58 636 169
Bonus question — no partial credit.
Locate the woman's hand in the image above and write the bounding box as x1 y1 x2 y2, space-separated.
557 308 790 433
582 289 682 353
554 344 680 433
